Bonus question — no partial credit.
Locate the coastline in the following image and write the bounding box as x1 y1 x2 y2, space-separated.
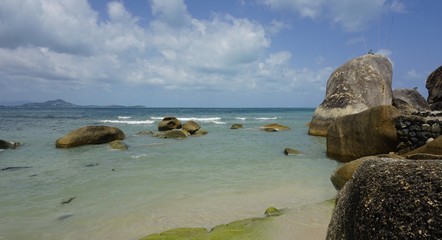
140 200 334 239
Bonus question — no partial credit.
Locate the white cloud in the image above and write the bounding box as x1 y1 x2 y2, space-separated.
259 0 406 32
405 68 424 80
260 0 326 18
375 48 392 57
0 0 331 104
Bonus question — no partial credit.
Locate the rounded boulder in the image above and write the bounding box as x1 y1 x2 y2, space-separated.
309 54 393 136
55 126 125 148
158 117 182 131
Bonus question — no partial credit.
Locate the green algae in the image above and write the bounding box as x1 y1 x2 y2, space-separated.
140 208 283 240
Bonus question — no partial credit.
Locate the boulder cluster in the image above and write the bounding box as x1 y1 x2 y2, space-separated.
311 55 442 239
155 117 208 139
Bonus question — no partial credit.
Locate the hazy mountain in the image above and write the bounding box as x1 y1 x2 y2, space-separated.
1 99 145 108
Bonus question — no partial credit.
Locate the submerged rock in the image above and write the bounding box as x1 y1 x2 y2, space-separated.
141 207 285 240
159 130 189 139
309 54 393 136
192 129 208 137
259 123 290 132
109 140 128 150
230 124 244 129
55 126 125 148
284 148 301 155
137 130 154 135
0 140 20 149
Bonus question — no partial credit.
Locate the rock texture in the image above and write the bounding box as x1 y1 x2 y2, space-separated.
0 140 20 149
159 130 189 139
426 66 442 110
392 88 430 115
284 148 301 155
395 115 442 154
182 121 201 134
327 158 442 240
330 154 403 190
309 54 393 136
259 123 290 132
327 105 399 162
158 117 182 131
230 124 243 129
109 140 128 150
405 135 442 156
55 126 125 148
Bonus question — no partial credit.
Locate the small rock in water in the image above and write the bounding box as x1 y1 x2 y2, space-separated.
57 214 74 221
85 163 99 167
230 124 243 129
264 207 283 217
61 197 75 205
1 166 31 171
284 148 301 155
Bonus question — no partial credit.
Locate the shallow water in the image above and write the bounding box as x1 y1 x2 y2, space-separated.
0 108 338 239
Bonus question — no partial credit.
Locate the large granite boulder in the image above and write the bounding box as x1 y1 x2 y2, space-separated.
182 121 200 134
0 140 20 149
392 88 431 115
426 66 442 110
55 126 125 148
158 117 182 131
327 105 399 162
309 54 393 136
327 158 442 239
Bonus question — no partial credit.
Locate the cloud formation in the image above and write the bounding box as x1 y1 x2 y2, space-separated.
0 0 333 104
260 0 405 31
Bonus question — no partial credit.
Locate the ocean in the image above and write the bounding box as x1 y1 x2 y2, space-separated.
0 108 338 239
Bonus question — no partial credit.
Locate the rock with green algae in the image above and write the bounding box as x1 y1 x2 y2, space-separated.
109 140 128 150
140 207 284 240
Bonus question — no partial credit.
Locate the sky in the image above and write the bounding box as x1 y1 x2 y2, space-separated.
0 0 440 107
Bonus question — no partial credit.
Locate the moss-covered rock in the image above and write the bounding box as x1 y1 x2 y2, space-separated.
140 207 284 240
109 140 128 150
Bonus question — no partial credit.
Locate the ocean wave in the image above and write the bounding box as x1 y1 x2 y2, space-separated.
150 116 223 123
254 117 278 120
235 117 247 121
131 154 147 159
99 120 154 125
118 116 132 119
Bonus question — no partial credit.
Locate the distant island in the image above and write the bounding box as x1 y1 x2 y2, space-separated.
0 99 146 108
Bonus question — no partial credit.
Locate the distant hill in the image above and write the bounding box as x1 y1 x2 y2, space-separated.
2 99 146 108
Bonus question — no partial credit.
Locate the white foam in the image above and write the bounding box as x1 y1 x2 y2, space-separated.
131 154 147 159
99 120 154 125
150 116 223 124
118 116 132 119
254 117 278 120
235 117 247 121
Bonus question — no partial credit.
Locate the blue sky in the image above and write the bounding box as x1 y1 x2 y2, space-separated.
0 0 440 107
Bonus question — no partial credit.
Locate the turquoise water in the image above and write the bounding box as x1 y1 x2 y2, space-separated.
0 108 338 239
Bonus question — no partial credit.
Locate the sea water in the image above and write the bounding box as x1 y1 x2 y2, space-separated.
0 108 338 239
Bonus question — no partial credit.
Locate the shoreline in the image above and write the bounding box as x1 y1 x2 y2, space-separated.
140 199 335 240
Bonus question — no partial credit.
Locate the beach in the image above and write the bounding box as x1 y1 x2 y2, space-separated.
0 108 337 239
